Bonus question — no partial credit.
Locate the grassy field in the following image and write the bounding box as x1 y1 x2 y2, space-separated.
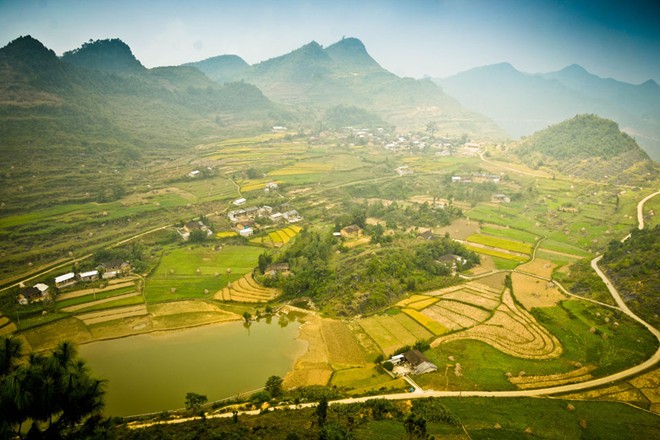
143 245 263 303
466 233 533 254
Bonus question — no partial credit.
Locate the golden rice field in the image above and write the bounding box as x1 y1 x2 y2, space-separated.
464 244 529 262
357 313 434 356
466 233 534 254
431 289 563 360
238 178 280 193
216 231 238 238
401 309 449 336
269 162 333 176
250 225 302 247
215 272 280 303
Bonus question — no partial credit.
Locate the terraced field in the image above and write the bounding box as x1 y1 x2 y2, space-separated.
215 272 280 302
357 313 434 356
250 225 302 247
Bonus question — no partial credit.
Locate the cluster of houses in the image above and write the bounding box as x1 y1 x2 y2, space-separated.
451 172 502 184
177 220 214 241
228 204 303 237
387 349 438 376
18 260 130 305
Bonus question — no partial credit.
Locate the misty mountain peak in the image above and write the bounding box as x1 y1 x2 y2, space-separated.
61 38 145 73
325 37 380 70
0 35 58 63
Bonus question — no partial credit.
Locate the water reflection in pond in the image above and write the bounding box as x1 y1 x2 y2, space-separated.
79 314 306 416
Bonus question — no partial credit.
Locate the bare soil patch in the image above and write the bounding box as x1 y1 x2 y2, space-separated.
512 272 566 310
433 218 480 240
517 258 556 279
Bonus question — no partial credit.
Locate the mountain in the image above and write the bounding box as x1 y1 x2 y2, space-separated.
437 64 660 160
188 37 503 136
61 38 146 74
0 36 276 211
183 54 249 84
513 114 655 182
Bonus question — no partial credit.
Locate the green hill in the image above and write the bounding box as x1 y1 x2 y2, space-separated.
514 115 655 182
0 36 276 212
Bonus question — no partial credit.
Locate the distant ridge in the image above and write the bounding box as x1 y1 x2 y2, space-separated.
183 54 248 84
437 63 660 160
187 37 503 136
61 38 146 73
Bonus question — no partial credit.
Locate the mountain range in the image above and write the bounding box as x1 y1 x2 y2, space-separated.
186 37 504 136
436 63 660 160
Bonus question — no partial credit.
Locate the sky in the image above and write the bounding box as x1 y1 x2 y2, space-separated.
0 0 658 84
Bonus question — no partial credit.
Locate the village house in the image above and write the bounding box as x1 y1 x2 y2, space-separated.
265 182 279 191
403 349 438 375
437 254 467 274
101 260 130 279
233 198 247 206
188 170 201 178
54 272 76 288
492 193 511 203
396 165 413 176
417 230 435 241
177 220 213 241
17 286 48 305
78 270 99 282
239 226 254 237
283 210 303 223
264 262 290 278
269 212 284 222
341 224 361 237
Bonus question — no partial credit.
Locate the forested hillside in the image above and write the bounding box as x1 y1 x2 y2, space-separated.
513 115 655 182
601 226 660 328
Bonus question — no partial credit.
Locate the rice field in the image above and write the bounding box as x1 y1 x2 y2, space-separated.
466 233 533 254
357 313 435 356
464 244 529 262
269 162 334 176
215 272 280 303
250 225 302 247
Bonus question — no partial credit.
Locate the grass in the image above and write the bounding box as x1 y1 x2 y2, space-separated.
55 286 136 309
72 295 144 313
143 245 263 303
466 233 533 254
464 244 528 262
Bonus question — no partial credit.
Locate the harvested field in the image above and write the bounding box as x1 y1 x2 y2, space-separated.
442 290 500 310
0 322 16 336
215 272 280 302
321 319 367 368
434 218 480 240
516 258 557 279
470 272 506 290
512 272 567 310
60 292 140 313
464 243 528 262
346 321 382 359
391 313 433 341
77 305 148 325
467 234 533 254
406 297 440 311
56 280 137 301
22 318 93 351
358 316 408 356
509 365 596 389
401 309 448 336
283 314 332 389
397 294 434 307
432 289 562 360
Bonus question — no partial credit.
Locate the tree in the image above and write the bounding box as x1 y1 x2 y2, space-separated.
0 338 106 438
242 311 251 324
258 253 273 274
316 396 328 427
265 375 283 398
404 414 428 439
185 392 207 414
189 229 207 243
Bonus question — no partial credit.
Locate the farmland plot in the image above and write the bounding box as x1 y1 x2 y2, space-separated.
321 319 367 368
431 289 562 360
358 314 426 356
215 272 280 302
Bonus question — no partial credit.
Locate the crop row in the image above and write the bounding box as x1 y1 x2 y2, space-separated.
464 244 529 262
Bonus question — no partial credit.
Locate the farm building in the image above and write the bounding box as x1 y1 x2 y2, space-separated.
264 263 290 278
233 198 247 206
17 286 47 305
101 260 130 279
283 210 303 223
55 272 76 288
188 170 201 178
34 283 49 295
389 354 405 365
492 194 511 203
341 224 361 237
239 227 254 237
403 349 438 375
79 270 99 282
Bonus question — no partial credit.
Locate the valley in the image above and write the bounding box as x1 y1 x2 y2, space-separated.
1 32 659 439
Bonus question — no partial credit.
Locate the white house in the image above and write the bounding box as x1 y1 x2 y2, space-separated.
79 270 99 282
239 227 254 237
233 198 247 206
34 283 50 295
188 170 201 178
55 272 76 288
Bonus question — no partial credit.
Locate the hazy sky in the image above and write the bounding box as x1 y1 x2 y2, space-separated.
0 0 658 84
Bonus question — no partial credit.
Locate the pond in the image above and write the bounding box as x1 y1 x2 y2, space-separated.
79 315 306 416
